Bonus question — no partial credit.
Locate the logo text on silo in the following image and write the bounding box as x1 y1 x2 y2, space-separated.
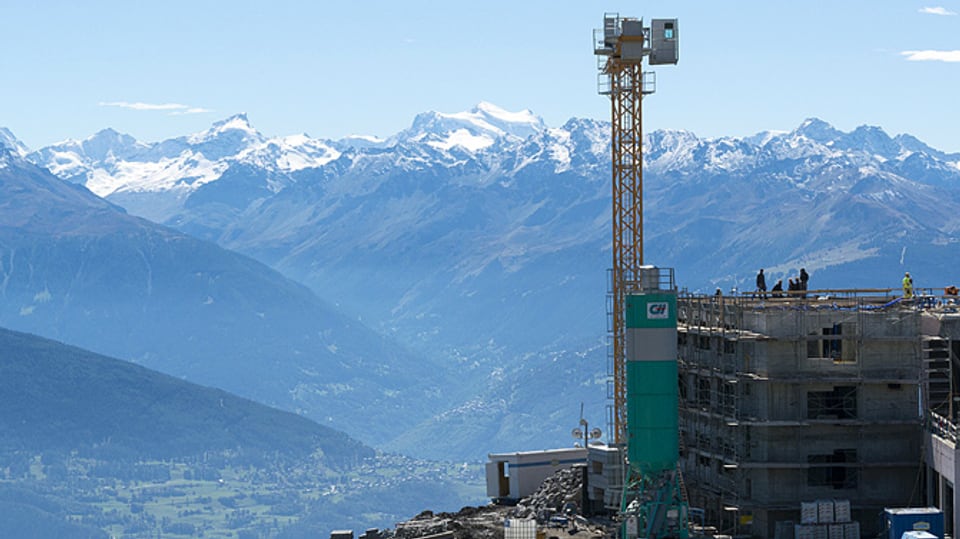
647 302 669 319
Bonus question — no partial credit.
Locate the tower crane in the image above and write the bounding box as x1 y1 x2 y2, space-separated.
594 13 686 539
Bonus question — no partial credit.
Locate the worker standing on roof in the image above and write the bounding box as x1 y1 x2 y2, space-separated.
903 272 914 299
756 269 766 299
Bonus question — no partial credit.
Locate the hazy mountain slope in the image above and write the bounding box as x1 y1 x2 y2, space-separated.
219 130 613 458
0 148 452 448
0 326 489 536
0 485 108 539
0 326 372 462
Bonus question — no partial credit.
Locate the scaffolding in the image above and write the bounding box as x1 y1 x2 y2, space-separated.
676 289 947 538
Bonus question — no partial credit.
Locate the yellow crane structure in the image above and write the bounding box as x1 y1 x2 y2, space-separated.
594 12 678 446
595 14 684 539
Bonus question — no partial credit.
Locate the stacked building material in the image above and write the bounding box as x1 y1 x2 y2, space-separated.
794 500 859 539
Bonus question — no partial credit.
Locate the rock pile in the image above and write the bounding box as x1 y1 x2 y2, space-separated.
386 467 616 539
509 467 582 519
389 506 511 539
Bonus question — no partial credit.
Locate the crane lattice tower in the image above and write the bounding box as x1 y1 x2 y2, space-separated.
596 14 678 445
595 13 657 445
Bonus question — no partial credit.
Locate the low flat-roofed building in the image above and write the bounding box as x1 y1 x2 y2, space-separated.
486 447 587 502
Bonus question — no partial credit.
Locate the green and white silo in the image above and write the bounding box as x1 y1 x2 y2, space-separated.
625 272 678 472
621 266 687 539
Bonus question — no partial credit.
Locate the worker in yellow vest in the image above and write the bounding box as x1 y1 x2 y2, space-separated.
902 272 914 299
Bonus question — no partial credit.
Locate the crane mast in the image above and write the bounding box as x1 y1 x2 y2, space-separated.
596 12 669 447
601 19 649 446
595 14 685 539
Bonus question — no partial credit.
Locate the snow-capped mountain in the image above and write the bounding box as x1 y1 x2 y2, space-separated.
28 104 543 205
12 106 960 458
236 133 341 172
1 127 29 158
391 101 546 151
26 114 343 223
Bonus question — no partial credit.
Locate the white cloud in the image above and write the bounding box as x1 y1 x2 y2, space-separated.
99 101 213 116
919 6 957 15
169 107 214 116
99 101 190 111
901 50 960 62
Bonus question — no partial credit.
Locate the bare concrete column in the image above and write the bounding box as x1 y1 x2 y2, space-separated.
927 465 937 507
950 449 958 538
938 471 946 511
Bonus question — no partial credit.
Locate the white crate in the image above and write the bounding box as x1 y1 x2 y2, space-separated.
833 500 851 523
818 500 835 524
504 519 537 539
829 524 844 539
801 502 819 524
843 521 860 539
795 524 816 539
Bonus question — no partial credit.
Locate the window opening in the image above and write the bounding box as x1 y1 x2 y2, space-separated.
808 323 852 361
807 449 858 489
807 386 857 419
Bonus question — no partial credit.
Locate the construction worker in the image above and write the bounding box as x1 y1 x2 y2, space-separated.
756 269 766 299
771 279 784 298
903 272 914 299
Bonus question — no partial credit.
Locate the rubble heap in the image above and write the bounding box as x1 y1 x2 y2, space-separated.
386 467 617 539
509 466 582 519
390 506 510 539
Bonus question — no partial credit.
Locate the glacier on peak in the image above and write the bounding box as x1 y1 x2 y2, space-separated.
84 150 226 197
237 134 342 172
473 101 542 130
397 102 547 151
342 134 386 144
426 129 495 152
336 134 389 151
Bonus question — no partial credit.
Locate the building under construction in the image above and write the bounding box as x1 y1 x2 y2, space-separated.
588 12 960 539
676 288 960 538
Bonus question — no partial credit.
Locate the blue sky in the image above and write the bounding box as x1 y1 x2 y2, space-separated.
2 1 958 152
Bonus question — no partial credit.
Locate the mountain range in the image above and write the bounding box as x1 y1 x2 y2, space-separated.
4 103 960 460
0 146 456 454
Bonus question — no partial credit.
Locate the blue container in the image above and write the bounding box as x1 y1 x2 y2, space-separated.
885 508 944 539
